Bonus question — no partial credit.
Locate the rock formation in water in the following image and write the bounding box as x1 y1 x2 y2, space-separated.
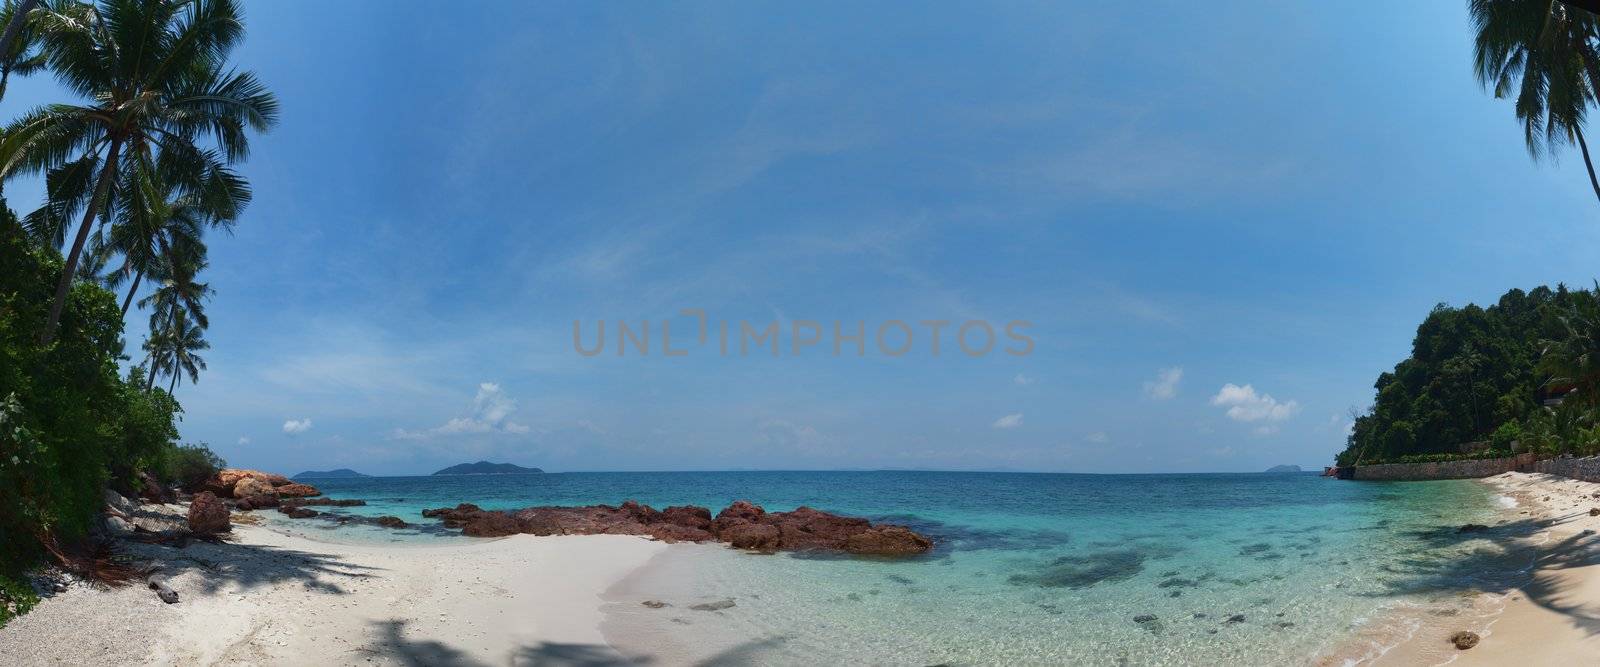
418 499 933 556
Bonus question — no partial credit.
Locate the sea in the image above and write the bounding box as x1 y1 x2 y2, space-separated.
270 470 1520 665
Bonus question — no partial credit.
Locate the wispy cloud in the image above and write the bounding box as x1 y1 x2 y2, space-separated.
1143 367 1183 400
283 418 313 435
992 413 1024 429
1013 373 1035 386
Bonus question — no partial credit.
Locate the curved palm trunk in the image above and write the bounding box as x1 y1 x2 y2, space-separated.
0 0 38 68
120 270 143 316
168 366 178 394
41 138 122 344
1576 126 1600 205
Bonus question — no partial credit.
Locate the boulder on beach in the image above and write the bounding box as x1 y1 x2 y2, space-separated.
201 468 320 500
1451 631 1480 650
233 476 274 499
187 492 231 534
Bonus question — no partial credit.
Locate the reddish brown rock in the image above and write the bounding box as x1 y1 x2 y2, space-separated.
375 516 408 529
279 507 319 519
418 498 932 557
187 492 231 534
273 482 322 498
137 471 170 503
650 524 714 543
661 505 713 529
233 476 274 499
462 512 521 537
236 494 280 511
842 526 935 556
721 522 781 550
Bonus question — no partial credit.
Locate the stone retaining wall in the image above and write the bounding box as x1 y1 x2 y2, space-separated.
1349 453 1535 481
1533 456 1600 483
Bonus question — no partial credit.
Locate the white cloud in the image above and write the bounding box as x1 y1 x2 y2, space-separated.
237 436 251 446
1210 383 1300 424
1084 431 1109 443
282 418 313 435
992 413 1024 429
390 382 532 440
1143 367 1183 400
1013 373 1035 386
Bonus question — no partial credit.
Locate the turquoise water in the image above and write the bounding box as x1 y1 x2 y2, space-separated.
285 471 1511 665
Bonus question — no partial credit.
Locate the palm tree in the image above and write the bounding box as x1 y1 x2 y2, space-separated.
0 0 276 344
0 0 46 101
101 151 246 315
1470 0 1600 203
141 308 206 393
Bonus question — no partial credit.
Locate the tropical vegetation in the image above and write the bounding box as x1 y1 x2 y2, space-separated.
1338 284 1600 465
0 0 271 626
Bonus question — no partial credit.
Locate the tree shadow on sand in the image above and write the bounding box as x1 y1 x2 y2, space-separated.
365 618 792 666
1366 511 1600 638
122 534 383 595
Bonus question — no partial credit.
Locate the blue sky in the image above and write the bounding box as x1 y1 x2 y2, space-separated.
9 1 1600 475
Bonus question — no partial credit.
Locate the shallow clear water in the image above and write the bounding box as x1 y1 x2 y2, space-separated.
289 471 1510 665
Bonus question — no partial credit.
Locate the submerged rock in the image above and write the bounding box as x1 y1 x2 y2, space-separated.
1457 524 1489 533
689 598 736 611
375 516 408 529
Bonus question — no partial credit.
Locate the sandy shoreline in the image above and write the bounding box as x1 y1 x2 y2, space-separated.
1341 471 1600 665
0 520 666 665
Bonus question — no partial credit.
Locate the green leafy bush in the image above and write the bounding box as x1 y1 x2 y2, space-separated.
0 573 39 627
159 443 225 491
0 205 181 593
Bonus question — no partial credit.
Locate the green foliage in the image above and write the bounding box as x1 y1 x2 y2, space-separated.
1377 449 1516 465
1341 286 1577 464
1490 420 1523 451
0 205 181 582
0 572 39 628
156 443 224 492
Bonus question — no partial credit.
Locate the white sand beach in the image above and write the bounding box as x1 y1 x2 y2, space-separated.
0 521 665 666
1356 471 1600 665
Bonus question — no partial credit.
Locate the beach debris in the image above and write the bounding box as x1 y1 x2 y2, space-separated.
375 516 408 529
689 599 736 612
420 499 934 556
1456 524 1489 533
1450 631 1480 650
186 492 231 534
147 575 179 604
641 600 670 608
1589 507 1599 516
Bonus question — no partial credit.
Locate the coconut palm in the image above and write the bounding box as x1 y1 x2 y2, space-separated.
100 150 246 315
0 0 46 101
0 0 276 344
1470 0 1600 203
142 308 206 393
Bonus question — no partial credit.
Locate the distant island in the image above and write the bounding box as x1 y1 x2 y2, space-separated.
432 461 544 475
293 468 371 479
1263 465 1303 473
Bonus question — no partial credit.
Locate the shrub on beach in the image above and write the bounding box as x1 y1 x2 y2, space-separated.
159 443 227 492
